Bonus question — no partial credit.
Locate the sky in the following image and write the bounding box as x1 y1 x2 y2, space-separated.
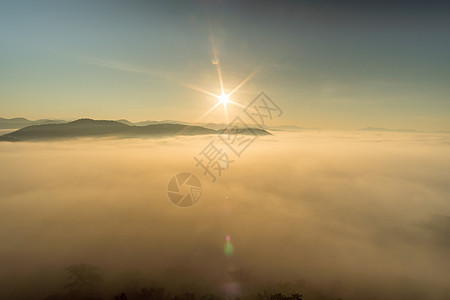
1 0 450 130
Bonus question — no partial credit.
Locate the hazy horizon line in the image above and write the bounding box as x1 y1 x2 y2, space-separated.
2 116 450 133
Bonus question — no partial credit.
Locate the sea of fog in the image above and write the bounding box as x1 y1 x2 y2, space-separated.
0 131 449 299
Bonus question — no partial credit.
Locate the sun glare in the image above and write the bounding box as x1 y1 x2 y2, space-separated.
217 92 230 105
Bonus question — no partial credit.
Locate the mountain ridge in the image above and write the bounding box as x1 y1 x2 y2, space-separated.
0 118 271 142
360 127 420 133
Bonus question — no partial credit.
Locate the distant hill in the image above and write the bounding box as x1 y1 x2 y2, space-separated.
217 127 271 136
0 118 271 142
268 125 321 131
360 127 419 133
0 117 66 129
201 123 320 132
1 117 304 133
0 117 32 129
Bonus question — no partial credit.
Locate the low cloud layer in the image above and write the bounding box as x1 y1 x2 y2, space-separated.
0 131 449 299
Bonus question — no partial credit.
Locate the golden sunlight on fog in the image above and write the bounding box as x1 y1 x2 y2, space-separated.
0 132 449 299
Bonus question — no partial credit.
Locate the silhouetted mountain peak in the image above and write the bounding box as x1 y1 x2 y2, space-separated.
66 119 130 129
70 118 122 124
0 118 272 141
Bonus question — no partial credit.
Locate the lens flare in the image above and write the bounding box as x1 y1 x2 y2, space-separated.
224 235 234 257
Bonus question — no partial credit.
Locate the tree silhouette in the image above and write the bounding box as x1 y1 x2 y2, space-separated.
200 294 222 300
113 292 128 300
64 263 103 299
257 292 303 300
139 287 169 300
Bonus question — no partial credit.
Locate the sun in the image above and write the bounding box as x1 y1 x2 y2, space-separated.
217 92 230 105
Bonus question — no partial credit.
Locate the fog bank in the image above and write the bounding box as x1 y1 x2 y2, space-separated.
0 131 449 299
